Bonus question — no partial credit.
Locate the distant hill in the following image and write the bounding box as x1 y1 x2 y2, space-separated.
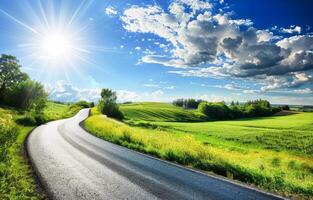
120 102 208 122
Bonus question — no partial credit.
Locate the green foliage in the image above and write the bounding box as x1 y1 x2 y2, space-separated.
0 108 43 199
282 105 290 111
75 100 93 108
6 79 47 111
173 98 203 109
198 102 230 120
0 54 47 113
84 112 313 198
120 102 207 122
198 99 277 120
0 54 29 100
100 88 117 101
15 114 37 126
43 101 87 121
98 88 123 119
98 99 123 119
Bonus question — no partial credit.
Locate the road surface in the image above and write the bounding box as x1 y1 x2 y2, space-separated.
27 109 285 200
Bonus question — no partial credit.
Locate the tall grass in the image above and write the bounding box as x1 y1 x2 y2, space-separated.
0 110 43 199
0 102 83 199
84 114 313 198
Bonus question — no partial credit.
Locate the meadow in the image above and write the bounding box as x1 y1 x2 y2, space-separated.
84 102 313 199
0 102 84 199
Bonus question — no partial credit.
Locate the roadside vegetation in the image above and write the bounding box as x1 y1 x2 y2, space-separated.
85 101 313 199
0 102 88 199
98 88 123 119
0 54 92 199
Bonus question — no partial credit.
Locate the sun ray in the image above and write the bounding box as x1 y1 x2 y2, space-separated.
0 9 38 34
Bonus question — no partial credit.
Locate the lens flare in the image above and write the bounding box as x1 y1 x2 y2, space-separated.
40 32 73 60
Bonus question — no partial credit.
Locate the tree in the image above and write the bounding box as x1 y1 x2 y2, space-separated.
7 79 47 111
101 88 117 101
0 54 28 101
98 88 123 119
198 102 230 120
281 105 290 111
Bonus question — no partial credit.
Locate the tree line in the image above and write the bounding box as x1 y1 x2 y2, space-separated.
0 54 95 125
173 98 289 120
172 98 203 109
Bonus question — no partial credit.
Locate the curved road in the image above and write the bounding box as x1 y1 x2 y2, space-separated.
27 109 285 200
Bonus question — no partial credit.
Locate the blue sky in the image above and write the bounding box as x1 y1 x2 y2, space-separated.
0 0 313 104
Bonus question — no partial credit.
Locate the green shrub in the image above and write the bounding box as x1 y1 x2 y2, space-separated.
98 100 123 119
15 115 37 126
198 102 230 120
15 113 46 126
75 101 92 108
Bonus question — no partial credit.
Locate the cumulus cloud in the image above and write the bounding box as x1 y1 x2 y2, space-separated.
280 25 301 34
47 81 100 102
121 0 313 93
47 81 168 103
105 6 117 16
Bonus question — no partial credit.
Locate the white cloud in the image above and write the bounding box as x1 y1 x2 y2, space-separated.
150 90 164 97
195 94 232 102
121 1 313 93
47 81 169 103
135 46 141 50
48 81 100 102
280 25 301 34
293 88 312 94
116 90 138 101
143 84 159 88
165 86 175 90
105 6 118 16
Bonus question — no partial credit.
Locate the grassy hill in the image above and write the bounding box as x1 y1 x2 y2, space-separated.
120 102 207 122
85 103 313 198
0 102 84 199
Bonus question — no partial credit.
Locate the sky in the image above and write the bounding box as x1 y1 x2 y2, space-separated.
0 0 313 105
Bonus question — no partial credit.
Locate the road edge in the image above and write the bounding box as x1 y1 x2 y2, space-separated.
23 125 50 200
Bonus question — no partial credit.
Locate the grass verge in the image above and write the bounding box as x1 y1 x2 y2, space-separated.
0 102 84 199
84 111 313 199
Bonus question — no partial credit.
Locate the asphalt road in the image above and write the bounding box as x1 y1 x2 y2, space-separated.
27 109 285 200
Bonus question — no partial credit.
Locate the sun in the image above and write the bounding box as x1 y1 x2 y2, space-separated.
40 31 74 61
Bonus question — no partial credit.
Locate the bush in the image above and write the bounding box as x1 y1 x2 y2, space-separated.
97 88 123 120
98 100 123 120
282 105 290 111
90 102 95 108
198 99 276 120
198 102 230 120
75 101 92 108
15 115 37 126
15 113 46 126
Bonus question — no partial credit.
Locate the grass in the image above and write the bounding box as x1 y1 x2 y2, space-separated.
0 101 84 199
43 101 86 121
120 102 207 122
84 103 313 199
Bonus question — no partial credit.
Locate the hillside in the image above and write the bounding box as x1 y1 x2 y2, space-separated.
86 103 313 198
120 102 207 122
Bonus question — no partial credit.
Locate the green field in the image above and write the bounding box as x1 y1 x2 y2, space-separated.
85 103 313 199
120 102 207 122
0 102 83 199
